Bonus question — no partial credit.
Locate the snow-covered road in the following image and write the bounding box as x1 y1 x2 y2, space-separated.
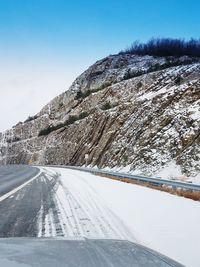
0 166 199 266
39 167 134 241
41 167 200 267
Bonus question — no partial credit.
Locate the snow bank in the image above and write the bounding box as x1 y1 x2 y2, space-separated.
155 160 183 179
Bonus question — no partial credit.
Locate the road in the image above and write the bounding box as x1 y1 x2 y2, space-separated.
0 165 184 266
0 166 58 237
0 165 39 197
0 166 132 239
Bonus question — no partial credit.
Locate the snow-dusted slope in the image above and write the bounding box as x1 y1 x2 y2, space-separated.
0 54 199 180
42 167 200 267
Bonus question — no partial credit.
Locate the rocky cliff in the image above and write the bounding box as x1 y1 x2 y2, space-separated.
0 54 200 179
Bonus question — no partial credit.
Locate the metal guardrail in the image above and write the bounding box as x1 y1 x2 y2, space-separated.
43 165 200 192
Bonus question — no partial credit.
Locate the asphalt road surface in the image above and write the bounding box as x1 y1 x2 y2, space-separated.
0 165 184 267
0 165 39 197
0 165 58 237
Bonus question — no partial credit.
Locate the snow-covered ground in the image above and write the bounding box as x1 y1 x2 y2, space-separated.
43 167 200 267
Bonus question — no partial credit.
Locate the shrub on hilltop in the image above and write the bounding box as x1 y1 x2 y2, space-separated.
121 38 200 57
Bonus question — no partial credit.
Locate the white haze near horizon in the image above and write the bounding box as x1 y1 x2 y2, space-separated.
0 61 86 132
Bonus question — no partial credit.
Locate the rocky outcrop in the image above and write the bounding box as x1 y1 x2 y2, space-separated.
0 54 200 178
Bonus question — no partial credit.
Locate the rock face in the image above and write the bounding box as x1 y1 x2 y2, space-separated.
0 54 200 177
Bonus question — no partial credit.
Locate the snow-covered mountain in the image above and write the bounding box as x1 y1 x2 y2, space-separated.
0 54 200 180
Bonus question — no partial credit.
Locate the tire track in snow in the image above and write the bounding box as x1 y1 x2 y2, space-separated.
41 167 135 241
60 170 134 240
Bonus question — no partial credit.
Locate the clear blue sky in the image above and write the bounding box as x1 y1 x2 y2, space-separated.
1 0 200 61
0 0 199 131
